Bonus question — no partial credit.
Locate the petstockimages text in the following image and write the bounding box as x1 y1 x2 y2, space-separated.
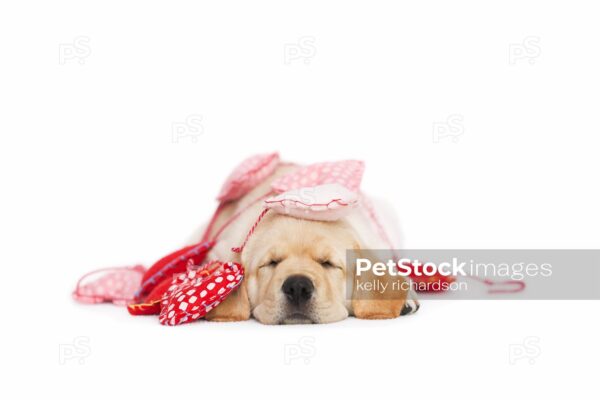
356 258 553 280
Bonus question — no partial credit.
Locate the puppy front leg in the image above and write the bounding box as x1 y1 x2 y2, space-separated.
205 281 251 322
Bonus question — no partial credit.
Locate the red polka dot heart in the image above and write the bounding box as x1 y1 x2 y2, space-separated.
158 261 244 326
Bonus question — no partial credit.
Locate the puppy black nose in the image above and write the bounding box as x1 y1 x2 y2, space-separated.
282 275 314 306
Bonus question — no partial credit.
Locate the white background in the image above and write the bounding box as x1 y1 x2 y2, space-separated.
1 1 598 399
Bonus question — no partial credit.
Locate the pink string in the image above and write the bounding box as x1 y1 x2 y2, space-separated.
231 208 271 253
464 276 526 294
210 193 272 241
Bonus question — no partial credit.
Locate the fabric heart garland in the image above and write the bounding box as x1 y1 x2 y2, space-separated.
73 152 527 321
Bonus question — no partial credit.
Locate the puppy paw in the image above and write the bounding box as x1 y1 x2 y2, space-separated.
400 298 420 315
203 283 251 322
354 311 399 320
205 314 250 322
352 299 403 320
204 305 250 322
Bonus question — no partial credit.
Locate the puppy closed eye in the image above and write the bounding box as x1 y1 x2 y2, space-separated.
319 260 341 269
260 259 281 269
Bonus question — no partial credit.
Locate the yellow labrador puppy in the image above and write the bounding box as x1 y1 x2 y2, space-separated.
194 164 418 324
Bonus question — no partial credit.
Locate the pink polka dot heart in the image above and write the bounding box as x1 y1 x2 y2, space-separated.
72 265 145 306
271 160 364 193
159 261 244 326
217 152 280 202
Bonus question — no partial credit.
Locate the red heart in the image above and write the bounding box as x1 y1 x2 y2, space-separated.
159 261 244 326
134 241 214 301
127 278 173 315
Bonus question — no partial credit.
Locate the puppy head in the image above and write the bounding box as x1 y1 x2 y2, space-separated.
242 213 355 324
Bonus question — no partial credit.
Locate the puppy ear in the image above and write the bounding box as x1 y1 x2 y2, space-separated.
348 248 418 319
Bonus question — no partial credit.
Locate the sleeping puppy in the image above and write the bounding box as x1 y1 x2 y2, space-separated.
194 164 418 324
